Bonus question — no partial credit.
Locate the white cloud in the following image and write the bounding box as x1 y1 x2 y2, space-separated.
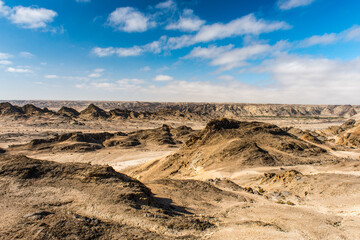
0 0 10 17
165 14 289 50
108 7 155 32
116 46 144 57
141 66 151 71
45 75 58 79
92 46 143 57
91 82 116 90
118 78 144 84
8 6 57 29
250 54 360 103
185 45 234 60
88 73 101 78
88 68 105 78
298 33 339 47
79 78 145 91
193 14 291 43
6 67 32 73
92 36 167 57
166 9 205 32
72 54 360 104
157 66 170 73
94 68 104 72
94 14 290 56
92 47 115 57
0 60 12 65
218 75 235 81
148 56 360 103
344 26 360 41
165 34 194 50
212 44 273 71
186 43 287 71
155 0 176 10
278 0 316 10
153 74 174 82
0 52 12 60
19 51 34 58
296 25 360 48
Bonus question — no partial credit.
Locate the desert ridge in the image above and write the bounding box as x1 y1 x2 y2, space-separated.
128 118 337 180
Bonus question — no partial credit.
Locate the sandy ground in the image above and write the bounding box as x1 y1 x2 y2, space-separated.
28 148 175 172
1 116 360 239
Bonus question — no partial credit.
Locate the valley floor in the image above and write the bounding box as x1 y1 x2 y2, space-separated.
1 115 360 239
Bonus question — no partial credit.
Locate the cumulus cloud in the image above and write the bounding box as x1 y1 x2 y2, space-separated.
92 36 167 57
211 44 273 71
218 75 235 81
118 78 144 84
344 25 360 41
141 56 360 103
0 60 12 65
166 9 205 32
115 46 144 57
278 0 316 10
164 14 290 50
7 6 57 29
155 0 177 10
19 51 34 58
0 1 58 29
6 67 32 73
108 7 155 32
193 14 291 43
92 47 116 57
153 74 174 81
0 52 12 59
185 45 234 60
186 42 288 71
45 75 58 79
141 66 151 71
298 33 339 47
88 68 105 78
95 14 290 57
78 78 145 91
250 54 360 103
92 46 143 57
297 25 360 48
75 53 360 104
0 0 10 16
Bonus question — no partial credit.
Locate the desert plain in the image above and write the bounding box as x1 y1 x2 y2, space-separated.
1 100 360 239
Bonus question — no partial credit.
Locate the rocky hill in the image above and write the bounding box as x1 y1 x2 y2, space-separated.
0 102 57 117
129 118 335 180
9 125 195 153
58 106 80 118
326 120 360 148
0 155 213 239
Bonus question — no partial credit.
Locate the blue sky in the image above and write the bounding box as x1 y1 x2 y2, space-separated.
1 0 360 104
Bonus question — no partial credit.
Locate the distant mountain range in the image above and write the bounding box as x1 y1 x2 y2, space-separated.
1 100 359 120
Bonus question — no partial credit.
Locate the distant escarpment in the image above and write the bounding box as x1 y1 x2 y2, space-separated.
1 101 359 121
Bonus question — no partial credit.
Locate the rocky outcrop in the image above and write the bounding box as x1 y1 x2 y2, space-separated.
58 106 80 117
130 118 334 180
